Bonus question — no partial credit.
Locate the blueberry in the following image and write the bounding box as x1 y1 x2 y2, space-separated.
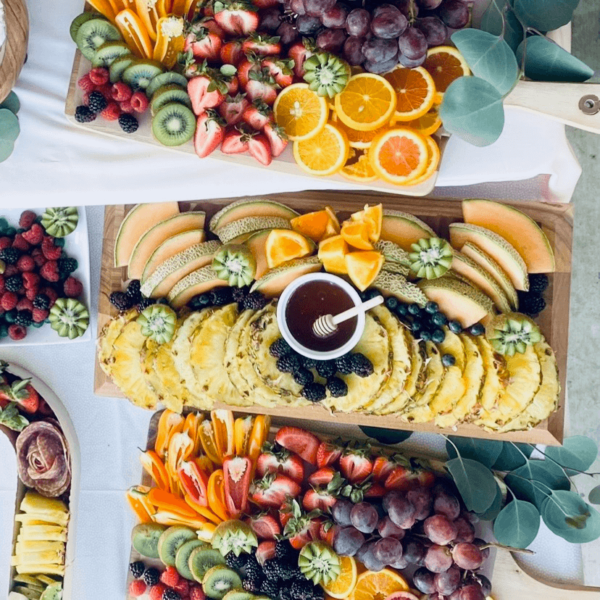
420 330 432 341
448 319 462 334
408 303 421 315
384 296 398 310
432 329 446 343
364 289 380 300
411 319 422 332
395 303 408 316
425 301 439 314
469 323 485 336
432 312 448 326
442 353 456 367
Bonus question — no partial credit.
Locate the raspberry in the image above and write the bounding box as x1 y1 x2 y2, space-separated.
0 276 4 293
19 211 37 229
22 272 40 290
95 83 114 100
4 265 18 277
22 224 44 245
89 67 109 85
26 288 38 301
131 91 149 113
0 237 11 250
17 255 35 272
41 286 58 307
77 73 95 92
1 292 18 311
173 580 189 597
160 567 180 588
12 234 30 252
119 99 134 113
101 101 121 121
149 584 167 600
31 248 46 268
16 298 34 311
33 308 49 323
63 276 83 298
190 585 206 600
41 237 62 260
129 580 147 598
8 324 27 340
75 105 96 123
112 82 133 102
40 261 59 282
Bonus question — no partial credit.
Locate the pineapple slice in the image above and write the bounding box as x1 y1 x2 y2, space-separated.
15 541 65 554
21 494 68 515
15 513 68 528
18 526 66 542
11 549 64 566
97 310 138 375
110 321 160 409
16 565 65 576
474 336 503 413
141 338 163 398
153 335 191 413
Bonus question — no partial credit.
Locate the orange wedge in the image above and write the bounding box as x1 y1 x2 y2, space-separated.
349 569 409 600
291 210 332 242
274 83 329 142
324 206 341 238
266 229 315 269
423 46 471 95
402 105 442 136
385 66 436 121
321 556 357 599
404 135 440 187
333 115 389 150
115 9 153 58
340 221 373 250
318 235 349 275
369 128 429 185
87 0 116 20
293 123 350 176
341 152 378 182
153 16 186 67
345 251 384 292
351 204 382 242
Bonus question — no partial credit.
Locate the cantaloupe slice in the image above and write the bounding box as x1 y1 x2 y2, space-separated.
114 202 179 267
141 230 206 283
462 199 555 273
380 210 435 251
246 229 272 279
128 212 206 280
250 256 322 297
449 223 529 291
216 217 292 245
209 199 299 233
418 276 494 328
167 266 228 309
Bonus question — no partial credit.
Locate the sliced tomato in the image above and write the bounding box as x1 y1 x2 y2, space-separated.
223 456 252 518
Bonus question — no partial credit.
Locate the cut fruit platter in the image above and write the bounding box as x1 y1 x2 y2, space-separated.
95 192 572 445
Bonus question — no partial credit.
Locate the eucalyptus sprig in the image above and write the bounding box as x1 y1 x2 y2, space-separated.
0 92 21 162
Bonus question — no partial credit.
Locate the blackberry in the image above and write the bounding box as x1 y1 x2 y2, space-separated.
5 275 23 293
232 285 250 302
518 292 546 317
311 585 324 600
301 356 317 370
119 113 139 133
275 539 294 561
243 291 268 311
301 382 326 402
162 590 181 600
15 310 33 327
226 551 249 570
189 293 212 310
142 567 160 587
244 555 262 580
263 559 281 580
293 367 314 386
291 579 313 600
211 287 233 306
88 91 108 114
126 280 142 304
270 337 292 358
279 588 294 600
74 105 96 123
275 561 296 581
334 354 353 375
109 291 133 312
529 274 549 294
243 578 263 593
261 578 280 598
277 354 300 374
448 319 463 334
137 297 156 312
0 248 20 265
327 376 348 398
316 360 336 379
58 257 78 279
442 353 456 367
469 323 485 336
351 353 374 377
129 561 146 579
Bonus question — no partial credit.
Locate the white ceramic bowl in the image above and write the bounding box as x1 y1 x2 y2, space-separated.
277 273 365 360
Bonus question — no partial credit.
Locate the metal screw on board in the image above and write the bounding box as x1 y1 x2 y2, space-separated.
579 94 600 115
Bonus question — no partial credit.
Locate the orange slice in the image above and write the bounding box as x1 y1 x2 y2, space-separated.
404 136 440 187
340 221 373 250
266 229 314 269
333 116 389 150
341 152 378 182
402 105 442 136
351 204 382 242
369 128 429 185
318 235 349 275
274 83 329 142
324 206 341 238
115 9 153 59
423 46 471 96
291 210 331 242
334 73 396 132
153 16 186 68
293 123 350 177
384 66 436 121
345 251 384 292
349 569 409 600
321 556 358 599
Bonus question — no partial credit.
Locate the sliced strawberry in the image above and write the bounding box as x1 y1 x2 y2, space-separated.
188 73 225 114
288 37 316 79
316 440 343 469
262 57 294 87
302 488 338 512
307 466 336 487
245 69 279 104
256 540 277 565
280 500 294 528
263 122 288 157
256 445 304 482
221 125 253 154
214 0 259 35
339 443 373 483
384 466 416 491
220 39 245 66
238 53 263 89
364 483 386 498
0 378 40 414
218 93 250 125
241 100 273 130
194 109 226 158
251 472 301 509
372 456 395 483
185 27 223 61
198 16 225 37
242 33 281 56
283 499 322 550
418 470 436 488
249 512 281 540
319 521 340 546
275 426 320 465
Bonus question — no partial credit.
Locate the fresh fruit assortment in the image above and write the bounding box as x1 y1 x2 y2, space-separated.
0 208 89 342
125 410 495 600
100 198 559 434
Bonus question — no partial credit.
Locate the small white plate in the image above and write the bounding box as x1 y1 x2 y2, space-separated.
0 207 91 346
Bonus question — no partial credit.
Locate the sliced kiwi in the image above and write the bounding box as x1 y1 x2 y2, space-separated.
152 103 196 147
48 298 89 339
485 312 542 356
122 60 165 90
189 548 226 584
176 539 207 580
76 18 122 61
70 12 101 43
131 523 167 559
202 566 243 600
303 52 351 98
212 244 257 287
409 237 454 279
298 542 341 586
92 41 132 67
138 304 177 344
157 526 197 567
223 590 255 600
146 71 189 98
150 84 192 116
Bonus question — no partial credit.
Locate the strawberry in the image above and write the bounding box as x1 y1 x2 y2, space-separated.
288 37 316 79
307 466 336 487
218 94 250 125
373 456 397 483
194 109 226 158
245 69 279 104
242 33 281 56
302 471 344 512
221 125 252 154
384 466 415 491
319 521 339 546
316 440 343 468
262 57 294 87
238 54 262 90
225 74 239 95
185 26 223 61
214 0 259 35
283 499 322 550
0 378 40 414
249 512 281 539
262 122 288 157
197 17 226 37
275 426 320 465
220 39 245 66
364 483 386 498
339 443 373 483
188 66 227 115
250 472 301 509
256 540 277 565
241 100 273 130
418 470 436 488
256 445 304 482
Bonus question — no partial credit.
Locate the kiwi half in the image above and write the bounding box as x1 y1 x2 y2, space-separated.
202 566 243 600
223 591 255 600
152 103 196 147
122 60 165 91
92 41 132 67
76 18 122 61
109 54 135 83
131 523 166 559
146 72 189 98
150 84 193 116
157 526 197 567
189 548 226 584
70 12 101 43
176 539 207 580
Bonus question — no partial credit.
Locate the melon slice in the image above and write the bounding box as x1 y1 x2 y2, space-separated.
380 210 435 251
167 266 228 308
142 230 206 283
141 241 222 298
451 251 511 313
250 256 322 297
246 229 272 279
449 223 529 291
462 199 555 273
418 276 494 328
114 202 180 267
128 212 206 280
461 242 519 309
216 217 292 245
373 270 427 306
209 199 299 233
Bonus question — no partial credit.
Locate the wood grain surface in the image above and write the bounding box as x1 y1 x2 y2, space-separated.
94 192 573 445
0 0 28 104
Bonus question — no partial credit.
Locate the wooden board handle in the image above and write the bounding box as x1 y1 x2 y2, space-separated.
505 81 600 134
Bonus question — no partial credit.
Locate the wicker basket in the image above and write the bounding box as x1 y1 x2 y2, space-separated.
0 0 28 104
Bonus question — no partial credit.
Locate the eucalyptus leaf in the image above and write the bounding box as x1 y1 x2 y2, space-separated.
505 460 570 509
492 442 533 471
0 109 20 142
446 457 498 513
545 435 598 476
513 0 579 32
446 436 503 468
516 36 593 82
477 482 503 520
452 29 519 96
494 499 540 548
439 76 505 147
588 485 600 505
0 92 20 115
359 426 412 445
480 0 524 53
542 490 600 543
0 138 16 162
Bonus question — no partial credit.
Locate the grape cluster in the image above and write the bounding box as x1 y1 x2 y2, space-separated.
330 481 491 600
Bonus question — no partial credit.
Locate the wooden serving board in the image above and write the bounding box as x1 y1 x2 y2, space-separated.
0 0 29 104
94 191 573 445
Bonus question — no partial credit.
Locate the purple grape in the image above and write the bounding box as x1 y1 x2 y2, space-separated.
452 542 484 570
428 595 446 600
434 490 461 520
296 14 321 34
407 487 433 520
332 499 354 526
397 27 427 59
321 3 349 28
449 590 464 600
289 0 307 14
371 10 407 38
424 544 453 573
414 15 448 45
373 537 403 565
372 3 399 16
304 0 336 16
460 584 485 600
389 554 408 569
378 516 406 539
356 543 386 572
416 0 442 8
362 37 398 63
392 0 418 17
343 36 366 65
413 568 437 595
398 53 425 67
404 538 426 565
350 502 379 534
424 514 458 546
438 0 469 28
259 6 283 31
475 575 491 597
474 538 490 560
435 565 461 595
453 516 475 543
346 8 370 37
333 526 365 556
277 20 299 44
383 490 402 512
